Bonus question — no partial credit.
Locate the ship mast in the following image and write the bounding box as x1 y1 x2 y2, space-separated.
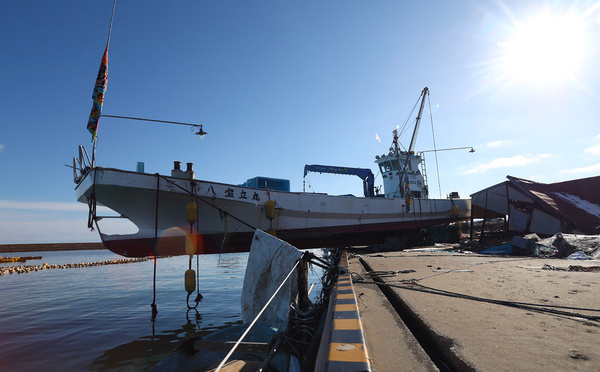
400 87 428 197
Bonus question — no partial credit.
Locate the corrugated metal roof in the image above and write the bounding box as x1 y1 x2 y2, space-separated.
507 175 600 233
472 175 600 234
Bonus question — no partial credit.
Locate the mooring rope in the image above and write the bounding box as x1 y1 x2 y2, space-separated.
151 174 160 320
159 175 257 231
352 263 600 322
191 179 203 307
214 254 304 372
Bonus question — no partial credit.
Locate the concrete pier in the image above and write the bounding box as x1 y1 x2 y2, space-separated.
347 250 600 371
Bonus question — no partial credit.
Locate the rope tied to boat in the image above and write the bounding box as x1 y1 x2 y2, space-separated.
213 253 305 372
151 173 160 321
185 179 203 310
159 175 257 231
157 174 258 253
185 251 204 310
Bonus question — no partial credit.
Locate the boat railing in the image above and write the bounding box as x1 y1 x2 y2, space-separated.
72 145 93 183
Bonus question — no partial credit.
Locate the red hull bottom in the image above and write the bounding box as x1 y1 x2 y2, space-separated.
101 217 463 257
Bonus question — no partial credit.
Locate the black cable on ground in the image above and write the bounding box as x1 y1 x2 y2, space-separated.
406 282 600 322
358 256 474 372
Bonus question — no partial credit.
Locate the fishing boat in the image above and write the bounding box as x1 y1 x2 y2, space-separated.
73 88 471 258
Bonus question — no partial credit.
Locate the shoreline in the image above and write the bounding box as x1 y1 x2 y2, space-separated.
0 242 105 254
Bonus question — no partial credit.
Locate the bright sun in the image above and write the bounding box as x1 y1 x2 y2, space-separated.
501 11 586 84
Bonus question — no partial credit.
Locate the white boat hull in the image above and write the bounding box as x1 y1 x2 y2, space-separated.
76 167 471 257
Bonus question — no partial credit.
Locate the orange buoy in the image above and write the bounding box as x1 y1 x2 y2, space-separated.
265 200 276 220
185 269 196 293
187 201 198 224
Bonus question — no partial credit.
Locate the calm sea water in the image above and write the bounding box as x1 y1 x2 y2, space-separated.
0 249 304 371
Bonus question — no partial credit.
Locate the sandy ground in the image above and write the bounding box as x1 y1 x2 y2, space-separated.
351 255 438 372
348 251 600 371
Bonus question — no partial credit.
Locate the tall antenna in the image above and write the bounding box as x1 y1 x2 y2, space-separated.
90 0 117 167
107 0 116 47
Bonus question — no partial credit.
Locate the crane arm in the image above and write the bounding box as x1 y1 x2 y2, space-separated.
303 164 375 197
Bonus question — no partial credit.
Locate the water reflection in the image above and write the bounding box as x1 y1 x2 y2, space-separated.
0 249 324 371
88 313 242 371
216 254 246 269
0 250 248 372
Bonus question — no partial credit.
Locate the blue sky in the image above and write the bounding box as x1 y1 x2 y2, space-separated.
2 0 600 243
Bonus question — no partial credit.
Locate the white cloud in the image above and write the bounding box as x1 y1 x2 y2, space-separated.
466 154 552 174
0 200 88 212
0 143 4 151
0 200 134 243
584 144 600 155
0 217 136 244
561 162 600 174
486 140 510 147
0 219 100 244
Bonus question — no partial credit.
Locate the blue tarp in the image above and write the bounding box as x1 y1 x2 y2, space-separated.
566 251 592 260
479 243 513 255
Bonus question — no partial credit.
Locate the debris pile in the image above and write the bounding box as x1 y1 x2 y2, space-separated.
538 233 600 259
476 232 600 259
542 264 600 272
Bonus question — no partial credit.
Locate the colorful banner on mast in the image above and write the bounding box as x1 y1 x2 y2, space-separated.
87 44 108 142
404 175 412 213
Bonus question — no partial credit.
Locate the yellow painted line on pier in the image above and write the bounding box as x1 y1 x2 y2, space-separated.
320 251 371 371
336 293 355 300
334 303 358 312
328 343 369 362
334 318 361 330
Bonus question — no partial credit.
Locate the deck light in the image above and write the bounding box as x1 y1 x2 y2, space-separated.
194 124 207 139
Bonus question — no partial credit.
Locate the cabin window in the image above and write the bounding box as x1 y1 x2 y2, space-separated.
380 161 394 173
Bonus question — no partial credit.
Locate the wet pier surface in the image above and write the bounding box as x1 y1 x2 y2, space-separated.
347 251 600 371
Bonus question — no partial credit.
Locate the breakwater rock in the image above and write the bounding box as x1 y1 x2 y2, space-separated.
0 257 149 276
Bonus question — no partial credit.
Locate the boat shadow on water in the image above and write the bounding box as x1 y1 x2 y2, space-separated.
88 315 242 371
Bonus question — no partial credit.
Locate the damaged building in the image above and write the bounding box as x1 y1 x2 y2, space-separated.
470 175 600 238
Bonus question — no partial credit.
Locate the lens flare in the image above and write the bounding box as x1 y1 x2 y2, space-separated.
155 226 204 256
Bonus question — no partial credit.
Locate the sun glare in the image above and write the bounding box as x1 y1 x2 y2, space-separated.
501 11 586 84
